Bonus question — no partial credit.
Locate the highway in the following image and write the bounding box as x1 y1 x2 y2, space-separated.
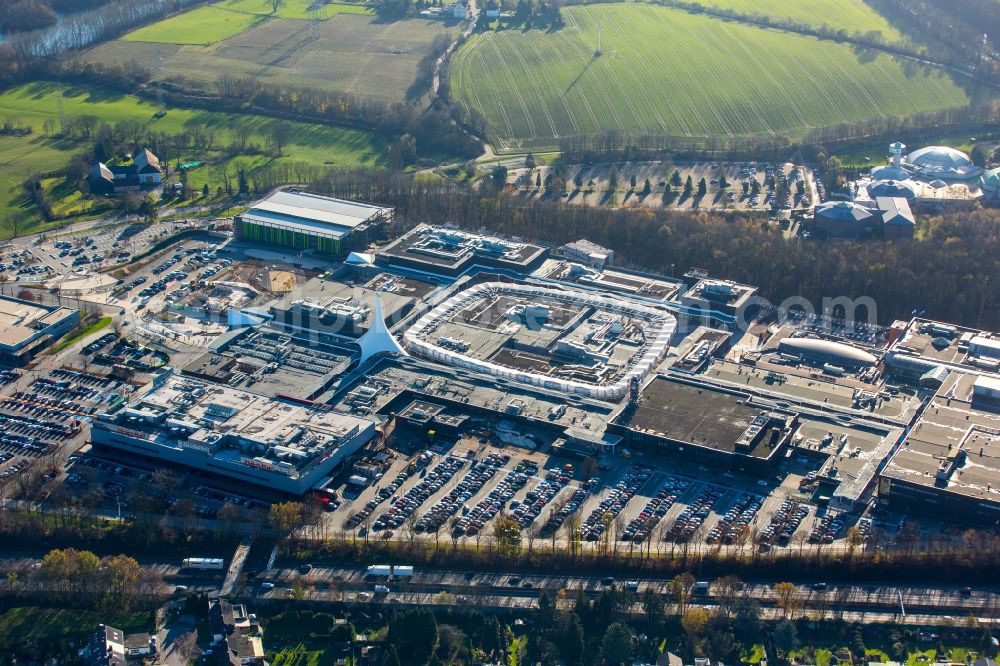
0 543 995 627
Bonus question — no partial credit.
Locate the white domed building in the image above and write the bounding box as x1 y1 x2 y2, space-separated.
906 146 983 181
870 164 911 181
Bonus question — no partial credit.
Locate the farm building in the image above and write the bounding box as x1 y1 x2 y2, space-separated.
235 190 394 256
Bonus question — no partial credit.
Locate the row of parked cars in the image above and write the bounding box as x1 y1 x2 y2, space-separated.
762 498 809 546
412 453 508 534
455 459 537 535
539 483 594 537
668 488 721 543
371 455 468 532
0 458 31 481
622 476 691 543
193 485 269 512
83 333 118 356
706 493 761 545
581 467 653 541
808 511 844 544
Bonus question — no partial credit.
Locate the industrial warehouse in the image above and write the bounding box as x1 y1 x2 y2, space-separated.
235 190 394 256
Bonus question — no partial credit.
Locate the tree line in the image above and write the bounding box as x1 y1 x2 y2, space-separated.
557 102 1000 164
0 0 207 86
868 0 1000 88
306 169 1000 330
0 0 116 34
0 547 161 613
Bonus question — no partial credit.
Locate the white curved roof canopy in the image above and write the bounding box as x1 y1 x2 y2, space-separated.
404 282 676 401
780 337 877 365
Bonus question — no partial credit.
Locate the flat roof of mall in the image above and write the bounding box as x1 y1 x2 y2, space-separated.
0 297 75 348
378 225 546 270
270 278 415 337
890 318 998 369
327 356 616 431
534 259 682 301
114 375 374 475
882 371 1000 504
621 376 777 457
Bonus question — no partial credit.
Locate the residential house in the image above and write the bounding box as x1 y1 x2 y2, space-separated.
226 633 266 666
124 632 155 658
90 148 163 195
208 599 268 666
88 625 126 666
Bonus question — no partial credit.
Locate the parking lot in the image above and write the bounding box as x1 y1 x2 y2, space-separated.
0 366 133 490
328 431 869 553
32 222 163 276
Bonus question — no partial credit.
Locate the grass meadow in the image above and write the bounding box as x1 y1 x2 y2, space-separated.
451 4 971 151
96 0 454 103
122 6 269 45
0 83 386 234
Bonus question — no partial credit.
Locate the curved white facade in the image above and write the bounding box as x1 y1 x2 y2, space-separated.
403 282 676 401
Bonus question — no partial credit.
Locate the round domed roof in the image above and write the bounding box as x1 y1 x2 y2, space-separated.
908 145 971 167
815 201 875 223
867 179 919 199
870 164 910 181
906 145 981 180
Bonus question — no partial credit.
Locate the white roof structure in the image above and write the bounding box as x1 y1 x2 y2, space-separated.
356 293 406 363
779 337 877 365
906 146 983 181
404 281 676 401
239 191 393 240
253 191 390 230
870 164 911 181
345 252 375 266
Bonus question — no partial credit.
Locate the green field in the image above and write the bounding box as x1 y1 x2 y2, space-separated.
270 644 332 666
122 0 372 45
451 4 970 150
216 0 371 20
695 0 904 41
0 607 152 651
123 6 268 45
0 83 386 234
91 9 455 104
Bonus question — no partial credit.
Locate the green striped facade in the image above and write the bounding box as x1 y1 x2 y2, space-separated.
239 220 343 255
